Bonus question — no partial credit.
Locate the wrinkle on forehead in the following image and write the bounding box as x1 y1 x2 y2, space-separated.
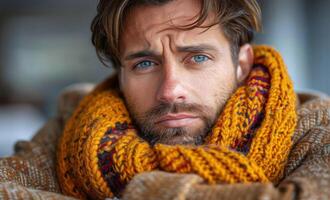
120 0 219 58
122 1 200 36
130 0 201 29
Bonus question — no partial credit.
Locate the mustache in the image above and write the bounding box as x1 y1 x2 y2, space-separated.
143 102 211 119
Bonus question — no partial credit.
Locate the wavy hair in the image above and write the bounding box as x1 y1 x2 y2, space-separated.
91 0 262 68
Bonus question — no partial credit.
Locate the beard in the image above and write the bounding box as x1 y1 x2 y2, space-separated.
132 102 218 145
123 79 237 146
124 90 234 146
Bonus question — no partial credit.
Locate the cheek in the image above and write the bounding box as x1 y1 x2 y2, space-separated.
198 62 236 88
120 73 159 115
190 62 236 104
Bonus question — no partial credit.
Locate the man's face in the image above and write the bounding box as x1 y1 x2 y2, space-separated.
119 0 241 145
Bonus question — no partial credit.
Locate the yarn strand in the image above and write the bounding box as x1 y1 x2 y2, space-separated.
57 45 297 199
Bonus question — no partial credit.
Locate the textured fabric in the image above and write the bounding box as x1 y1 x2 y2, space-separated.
122 98 330 200
56 46 297 199
1 91 329 200
0 84 95 200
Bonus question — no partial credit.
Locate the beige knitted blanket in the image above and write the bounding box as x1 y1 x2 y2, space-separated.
0 84 329 200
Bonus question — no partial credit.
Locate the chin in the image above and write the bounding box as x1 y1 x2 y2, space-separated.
156 134 204 146
138 122 209 146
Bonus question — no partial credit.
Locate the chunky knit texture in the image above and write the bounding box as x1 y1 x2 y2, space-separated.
56 45 297 199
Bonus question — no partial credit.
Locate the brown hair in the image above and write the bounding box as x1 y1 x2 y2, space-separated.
91 0 262 68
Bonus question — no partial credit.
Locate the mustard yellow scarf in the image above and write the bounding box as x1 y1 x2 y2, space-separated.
57 45 297 199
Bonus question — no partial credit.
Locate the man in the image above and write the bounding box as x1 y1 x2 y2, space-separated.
1 0 329 199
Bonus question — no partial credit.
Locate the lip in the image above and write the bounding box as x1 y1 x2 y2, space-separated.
155 114 199 128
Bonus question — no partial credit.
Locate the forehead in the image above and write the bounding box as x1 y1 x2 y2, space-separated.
120 0 224 56
125 0 202 30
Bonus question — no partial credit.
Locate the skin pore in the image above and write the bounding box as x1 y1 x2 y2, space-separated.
119 0 254 145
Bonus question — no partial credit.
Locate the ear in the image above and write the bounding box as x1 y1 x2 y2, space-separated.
236 44 254 84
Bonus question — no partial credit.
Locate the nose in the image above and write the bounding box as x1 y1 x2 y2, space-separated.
156 62 187 104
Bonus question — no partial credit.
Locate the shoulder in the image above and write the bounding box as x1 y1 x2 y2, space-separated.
284 90 330 177
294 90 330 140
0 82 96 198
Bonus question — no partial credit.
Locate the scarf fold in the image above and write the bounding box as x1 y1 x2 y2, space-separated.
56 45 297 199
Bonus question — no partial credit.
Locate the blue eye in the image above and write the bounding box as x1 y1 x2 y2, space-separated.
192 55 209 63
135 60 155 70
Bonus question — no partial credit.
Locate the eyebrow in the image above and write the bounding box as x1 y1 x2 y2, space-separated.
176 44 218 53
124 44 217 61
124 50 161 61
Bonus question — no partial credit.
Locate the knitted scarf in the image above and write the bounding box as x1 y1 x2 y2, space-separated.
56 45 297 199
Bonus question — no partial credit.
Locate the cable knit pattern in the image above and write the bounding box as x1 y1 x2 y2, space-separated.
122 99 330 200
56 45 297 199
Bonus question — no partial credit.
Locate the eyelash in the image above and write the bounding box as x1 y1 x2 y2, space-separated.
132 54 211 71
188 54 210 64
133 60 157 71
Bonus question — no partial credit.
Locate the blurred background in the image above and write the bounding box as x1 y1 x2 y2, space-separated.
0 0 329 156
